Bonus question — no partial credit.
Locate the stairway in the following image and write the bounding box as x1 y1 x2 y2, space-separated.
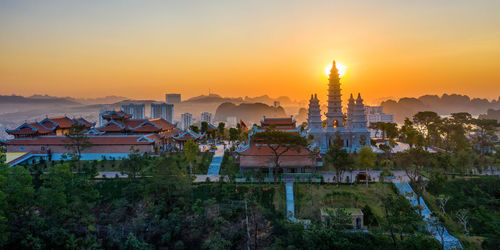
394 182 462 249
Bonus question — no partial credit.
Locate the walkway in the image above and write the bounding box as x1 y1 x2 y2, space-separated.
285 181 295 220
394 182 462 249
207 145 225 175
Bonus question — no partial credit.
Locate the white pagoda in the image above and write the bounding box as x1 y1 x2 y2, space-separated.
307 61 370 153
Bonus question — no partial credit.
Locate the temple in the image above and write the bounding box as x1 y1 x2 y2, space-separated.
3 112 178 165
307 61 370 153
236 116 317 174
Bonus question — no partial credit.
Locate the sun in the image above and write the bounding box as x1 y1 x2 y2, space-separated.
324 61 347 78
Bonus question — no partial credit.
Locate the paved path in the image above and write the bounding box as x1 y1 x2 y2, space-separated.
394 182 462 249
206 145 225 175
285 182 295 220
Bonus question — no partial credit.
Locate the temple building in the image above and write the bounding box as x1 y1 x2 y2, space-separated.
4 112 177 165
236 117 317 174
307 61 370 153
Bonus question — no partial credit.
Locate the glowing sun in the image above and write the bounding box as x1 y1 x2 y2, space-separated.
324 61 347 78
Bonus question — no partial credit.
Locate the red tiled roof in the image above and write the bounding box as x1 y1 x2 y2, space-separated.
238 142 311 156
5 135 159 145
149 118 176 130
6 122 54 135
261 117 296 130
102 111 132 120
97 121 125 132
74 118 94 128
49 117 76 129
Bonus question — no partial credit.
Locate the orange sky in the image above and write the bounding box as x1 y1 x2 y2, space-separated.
1 1 500 105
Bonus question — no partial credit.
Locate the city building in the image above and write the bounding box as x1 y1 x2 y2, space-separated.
121 103 145 119
364 106 394 137
151 103 174 123
306 61 370 153
165 93 181 104
200 112 213 124
226 116 237 127
181 113 193 130
236 117 317 174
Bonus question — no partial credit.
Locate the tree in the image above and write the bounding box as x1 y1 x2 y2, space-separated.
455 209 469 236
120 147 148 179
65 124 92 161
396 148 430 216
382 194 422 246
183 140 199 175
358 146 376 187
413 111 441 147
200 121 209 134
228 128 239 144
436 195 450 215
324 135 354 184
472 118 499 156
217 122 225 139
400 118 424 149
189 125 199 133
253 128 308 182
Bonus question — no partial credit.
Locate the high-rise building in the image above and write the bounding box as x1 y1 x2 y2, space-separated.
181 113 193 130
151 103 174 123
364 106 394 137
226 116 237 127
200 112 213 124
121 104 145 119
165 94 181 104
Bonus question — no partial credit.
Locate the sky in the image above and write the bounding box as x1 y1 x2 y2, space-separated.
1 0 500 105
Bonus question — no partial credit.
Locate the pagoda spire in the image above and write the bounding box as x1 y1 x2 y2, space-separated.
325 59 344 130
329 60 340 83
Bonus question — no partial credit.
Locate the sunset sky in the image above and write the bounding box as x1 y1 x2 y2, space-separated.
1 0 500 105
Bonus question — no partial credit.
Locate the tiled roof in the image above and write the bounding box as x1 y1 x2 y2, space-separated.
173 130 204 141
261 117 296 130
5 135 159 145
237 142 311 156
6 122 53 135
49 117 76 129
101 110 132 120
149 118 176 130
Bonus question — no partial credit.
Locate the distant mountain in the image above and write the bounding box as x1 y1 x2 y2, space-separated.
479 109 500 122
214 102 287 124
381 94 500 123
185 94 296 105
0 94 80 105
184 94 243 103
72 96 128 105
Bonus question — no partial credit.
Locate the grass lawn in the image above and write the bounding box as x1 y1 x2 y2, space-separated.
88 152 214 174
292 182 397 226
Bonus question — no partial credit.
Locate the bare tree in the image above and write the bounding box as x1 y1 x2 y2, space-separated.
456 209 469 236
437 195 450 214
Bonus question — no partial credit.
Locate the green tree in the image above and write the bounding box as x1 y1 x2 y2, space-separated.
228 127 240 144
382 194 423 246
184 140 199 175
189 125 199 133
65 123 92 161
396 148 430 216
120 147 148 179
217 122 225 139
413 111 441 147
200 121 209 134
253 128 309 182
400 118 424 149
358 146 376 187
324 135 354 184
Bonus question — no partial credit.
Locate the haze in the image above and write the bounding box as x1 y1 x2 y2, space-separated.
1 0 500 104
